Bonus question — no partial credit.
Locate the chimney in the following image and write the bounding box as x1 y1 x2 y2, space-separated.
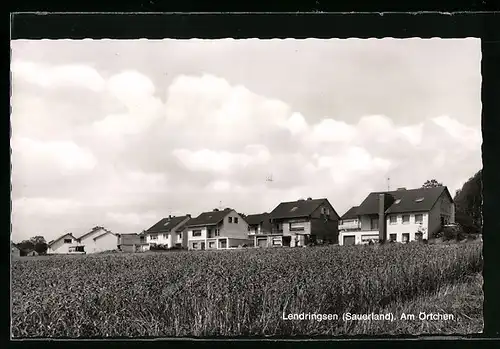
168 215 172 219
378 193 387 242
397 187 406 191
213 208 219 212
307 197 312 200
187 214 191 218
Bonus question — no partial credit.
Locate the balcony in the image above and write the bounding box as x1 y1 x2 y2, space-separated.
271 229 283 235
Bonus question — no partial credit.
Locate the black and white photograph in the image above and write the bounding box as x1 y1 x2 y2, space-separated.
10 35 483 338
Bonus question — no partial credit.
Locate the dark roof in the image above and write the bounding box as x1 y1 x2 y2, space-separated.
340 206 359 220
245 212 270 225
145 215 191 233
185 209 233 227
270 198 329 220
356 186 452 215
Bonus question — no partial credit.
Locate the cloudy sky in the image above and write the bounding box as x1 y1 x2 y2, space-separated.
10 38 482 241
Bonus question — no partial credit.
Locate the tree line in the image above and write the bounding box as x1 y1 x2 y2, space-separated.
423 169 482 235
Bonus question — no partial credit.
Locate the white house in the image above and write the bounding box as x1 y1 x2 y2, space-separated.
77 226 118 254
339 186 455 245
47 226 118 254
47 233 81 254
186 208 252 250
143 214 191 249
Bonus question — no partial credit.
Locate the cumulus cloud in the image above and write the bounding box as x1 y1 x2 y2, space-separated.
11 61 105 92
11 137 97 175
9 39 481 241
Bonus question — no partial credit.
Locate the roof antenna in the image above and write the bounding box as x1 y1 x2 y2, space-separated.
387 177 391 191
218 200 223 210
266 173 273 182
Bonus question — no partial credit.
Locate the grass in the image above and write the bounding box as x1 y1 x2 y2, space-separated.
10 242 482 338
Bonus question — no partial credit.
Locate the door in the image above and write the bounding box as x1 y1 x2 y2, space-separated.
200 242 206 250
219 239 227 249
282 236 291 247
343 235 355 246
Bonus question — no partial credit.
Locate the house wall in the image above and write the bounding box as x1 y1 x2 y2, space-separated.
359 215 377 231
428 192 455 238
339 231 380 245
386 212 429 242
47 234 78 254
310 218 339 244
281 219 312 236
146 232 175 247
188 227 208 240
219 211 249 238
11 247 20 257
339 218 360 230
82 233 118 254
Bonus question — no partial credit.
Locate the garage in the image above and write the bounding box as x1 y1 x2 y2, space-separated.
257 238 267 247
343 235 356 246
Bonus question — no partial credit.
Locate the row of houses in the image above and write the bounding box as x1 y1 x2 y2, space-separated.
45 185 455 254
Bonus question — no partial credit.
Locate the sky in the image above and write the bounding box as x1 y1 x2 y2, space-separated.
10 38 482 242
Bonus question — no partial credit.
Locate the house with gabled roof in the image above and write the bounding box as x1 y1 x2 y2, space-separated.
261 197 340 248
339 186 455 245
143 214 191 249
339 206 360 232
246 212 272 247
47 233 80 254
185 208 251 250
11 242 21 257
117 233 150 253
76 226 118 254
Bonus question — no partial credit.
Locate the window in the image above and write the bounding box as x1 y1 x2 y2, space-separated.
389 216 397 224
192 230 202 237
370 218 379 230
64 239 72 244
192 242 198 249
150 234 158 240
228 217 233 223
389 234 397 242
272 238 282 246
402 215 410 224
177 233 182 240
234 217 239 224
208 241 215 249
415 232 423 241
163 234 169 239
402 233 410 243
290 222 305 231
415 214 423 224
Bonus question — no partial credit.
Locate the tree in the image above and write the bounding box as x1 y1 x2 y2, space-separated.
30 236 48 255
17 236 48 255
454 169 482 235
422 179 443 188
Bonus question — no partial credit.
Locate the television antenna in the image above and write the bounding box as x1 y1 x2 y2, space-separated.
266 173 274 183
387 177 391 191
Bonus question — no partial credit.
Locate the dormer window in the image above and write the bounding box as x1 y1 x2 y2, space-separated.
415 197 424 202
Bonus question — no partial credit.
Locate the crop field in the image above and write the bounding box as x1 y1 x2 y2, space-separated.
11 242 483 338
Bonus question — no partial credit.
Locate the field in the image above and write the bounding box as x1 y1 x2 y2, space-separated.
11 242 483 338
